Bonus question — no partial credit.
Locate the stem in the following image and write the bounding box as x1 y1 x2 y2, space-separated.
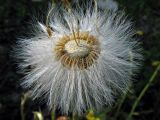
45 1 55 37
114 90 128 118
93 0 99 33
62 0 71 12
127 64 160 120
51 0 55 4
20 99 25 120
46 5 54 28
72 112 77 120
51 110 55 120
20 92 31 120
93 0 97 14
72 29 79 46
62 0 79 46
46 0 56 27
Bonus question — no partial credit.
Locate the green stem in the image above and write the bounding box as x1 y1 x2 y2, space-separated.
46 0 55 27
46 6 54 28
20 100 25 120
114 89 129 118
72 112 77 120
51 0 55 4
51 110 55 120
127 64 160 120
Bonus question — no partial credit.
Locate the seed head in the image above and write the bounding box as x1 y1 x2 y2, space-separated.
15 0 142 115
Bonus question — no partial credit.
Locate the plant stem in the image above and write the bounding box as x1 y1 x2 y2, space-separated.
51 0 55 4
20 99 25 120
127 64 160 120
72 112 77 120
51 110 55 120
114 89 128 118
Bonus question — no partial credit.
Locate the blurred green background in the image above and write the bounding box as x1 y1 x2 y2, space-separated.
0 0 160 120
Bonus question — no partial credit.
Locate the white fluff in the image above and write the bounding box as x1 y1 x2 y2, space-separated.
73 0 118 11
15 2 142 115
98 0 118 11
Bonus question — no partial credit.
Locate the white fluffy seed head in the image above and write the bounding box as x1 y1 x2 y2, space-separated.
15 0 142 115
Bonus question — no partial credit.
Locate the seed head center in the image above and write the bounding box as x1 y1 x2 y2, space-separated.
64 40 90 58
54 32 100 69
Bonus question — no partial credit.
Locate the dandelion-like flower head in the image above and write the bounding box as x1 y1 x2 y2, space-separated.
15 1 142 115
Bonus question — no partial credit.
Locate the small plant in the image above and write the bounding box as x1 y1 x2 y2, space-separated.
15 0 147 119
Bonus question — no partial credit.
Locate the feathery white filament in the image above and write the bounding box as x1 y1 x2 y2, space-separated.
15 1 142 115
